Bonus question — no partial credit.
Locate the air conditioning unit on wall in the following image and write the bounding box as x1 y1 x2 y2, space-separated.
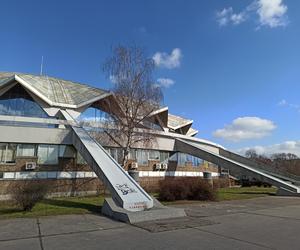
155 163 162 171
25 162 37 170
161 163 168 171
130 162 138 170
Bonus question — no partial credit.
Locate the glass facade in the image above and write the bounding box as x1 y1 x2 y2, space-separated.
0 143 17 163
37 145 59 164
136 149 148 165
169 152 203 167
0 85 49 118
0 141 206 169
59 145 75 158
148 150 160 160
17 144 36 157
77 152 87 164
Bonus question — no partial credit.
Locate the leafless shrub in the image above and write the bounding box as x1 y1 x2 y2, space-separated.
9 181 49 211
159 177 217 202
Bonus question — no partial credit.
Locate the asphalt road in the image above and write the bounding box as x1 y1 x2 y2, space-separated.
1 196 300 250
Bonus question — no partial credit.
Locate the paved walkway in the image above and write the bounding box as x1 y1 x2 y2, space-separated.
1 196 300 250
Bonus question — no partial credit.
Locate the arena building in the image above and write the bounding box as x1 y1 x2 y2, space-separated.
0 72 299 212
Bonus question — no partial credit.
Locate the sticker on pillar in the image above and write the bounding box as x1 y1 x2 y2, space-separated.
116 184 137 195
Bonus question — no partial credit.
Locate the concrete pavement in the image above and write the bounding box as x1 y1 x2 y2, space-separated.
1 196 300 250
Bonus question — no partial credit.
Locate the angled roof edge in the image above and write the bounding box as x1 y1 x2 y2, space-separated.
186 128 198 137
5 74 113 109
168 119 193 130
0 75 17 87
175 120 193 131
149 106 168 117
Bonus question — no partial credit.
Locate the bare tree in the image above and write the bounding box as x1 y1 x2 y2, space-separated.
271 153 299 161
245 149 258 159
101 45 163 167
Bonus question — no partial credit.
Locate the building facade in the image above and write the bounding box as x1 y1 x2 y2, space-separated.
0 72 223 200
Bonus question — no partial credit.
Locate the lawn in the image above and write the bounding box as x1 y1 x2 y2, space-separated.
0 187 277 220
158 186 277 205
217 186 277 201
0 195 105 220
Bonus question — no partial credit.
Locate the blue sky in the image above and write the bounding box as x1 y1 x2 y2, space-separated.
1 0 300 155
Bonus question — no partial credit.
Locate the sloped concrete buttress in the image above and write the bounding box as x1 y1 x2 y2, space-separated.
175 139 300 195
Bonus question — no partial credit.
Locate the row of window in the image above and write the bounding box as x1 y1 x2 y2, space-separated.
104 148 169 165
105 148 205 167
0 143 209 168
170 152 204 167
0 143 76 165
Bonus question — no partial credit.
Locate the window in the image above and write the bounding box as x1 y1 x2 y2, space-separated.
59 145 75 158
178 153 187 166
0 85 49 118
110 148 118 161
170 152 203 167
149 150 160 160
136 149 148 165
128 149 136 160
0 144 7 163
17 144 36 157
37 145 58 164
0 143 16 163
160 151 169 162
194 157 203 167
141 120 163 131
77 152 87 164
169 152 178 161
108 148 123 164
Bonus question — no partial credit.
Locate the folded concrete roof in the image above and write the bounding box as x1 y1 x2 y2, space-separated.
0 72 198 136
0 72 109 108
167 114 193 130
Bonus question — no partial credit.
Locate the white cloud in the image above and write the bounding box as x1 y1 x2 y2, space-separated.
231 13 247 25
237 140 300 157
216 7 247 26
153 48 182 69
213 117 276 142
216 0 288 28
156 78 175 88
278 99 300 112
257 0 288 28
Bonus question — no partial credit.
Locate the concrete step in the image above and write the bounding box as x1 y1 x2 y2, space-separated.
102 197 186 224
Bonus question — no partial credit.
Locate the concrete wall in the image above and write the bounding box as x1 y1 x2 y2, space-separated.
0 125 72 145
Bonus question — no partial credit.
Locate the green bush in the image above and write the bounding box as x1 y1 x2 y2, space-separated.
158 177 217 202
10 181 49 211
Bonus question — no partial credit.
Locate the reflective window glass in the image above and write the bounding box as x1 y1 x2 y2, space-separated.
37 144 58 164
17 144 36 157
0 85 49 118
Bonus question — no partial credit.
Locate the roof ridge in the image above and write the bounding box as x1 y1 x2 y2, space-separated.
0 71 107 92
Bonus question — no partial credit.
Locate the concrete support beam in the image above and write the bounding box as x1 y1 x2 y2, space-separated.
175 139 300 195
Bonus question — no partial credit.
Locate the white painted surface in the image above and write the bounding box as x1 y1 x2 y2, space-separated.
138 171 219 178
0 171 218 180
0 171 98 180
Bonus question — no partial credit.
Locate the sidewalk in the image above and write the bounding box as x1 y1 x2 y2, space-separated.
1 196 300 250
